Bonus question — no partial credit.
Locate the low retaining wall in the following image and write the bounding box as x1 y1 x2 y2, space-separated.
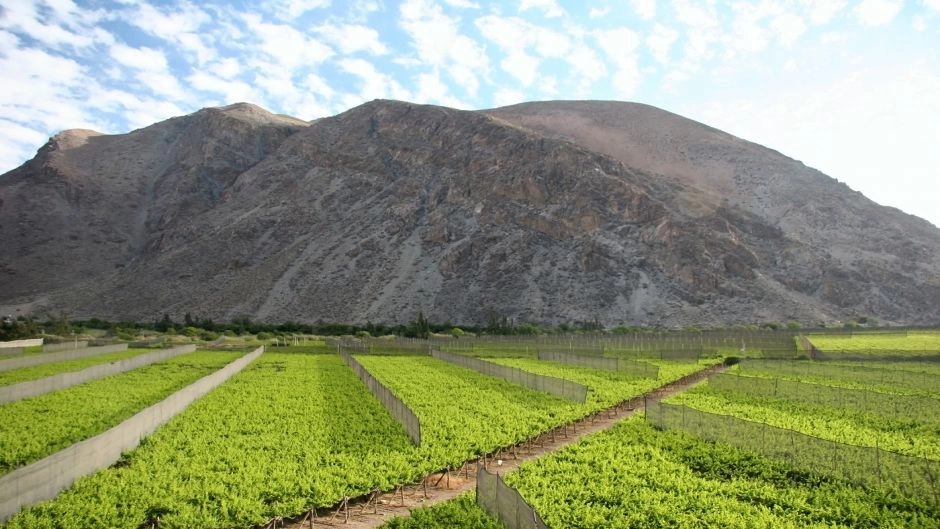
42 341 89 353
0 344 129 373
0 345 196 404
0 339 43 348
0 346 264 522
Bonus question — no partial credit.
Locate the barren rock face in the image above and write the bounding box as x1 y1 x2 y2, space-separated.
1 99 938 327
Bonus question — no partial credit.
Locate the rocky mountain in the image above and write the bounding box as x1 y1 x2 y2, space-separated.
0 100 937 327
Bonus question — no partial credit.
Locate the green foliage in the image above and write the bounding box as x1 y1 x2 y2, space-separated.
809 332 940 355
505 418 938 528
378 495 503 529
667 381 940 460
5 355 424 528
487 358 718 412
0 351 241 475
0 316 41 341
0 349 153 386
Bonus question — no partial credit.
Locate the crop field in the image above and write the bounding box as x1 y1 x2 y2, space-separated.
809 331 940 355
355 355 583 466
5 353 433 528
505 417 939 528
736 360 940 397
486 357 719 411
668 359 940 459
0 348 153 386
6 331 940 529
0 350 243 476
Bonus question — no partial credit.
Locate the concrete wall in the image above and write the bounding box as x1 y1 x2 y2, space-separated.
0 345 195 405
0 346 264 522
42 341 89 353
0 344 129 373
0 339 43 348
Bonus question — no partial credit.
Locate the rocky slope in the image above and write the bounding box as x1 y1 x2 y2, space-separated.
0 100 937 327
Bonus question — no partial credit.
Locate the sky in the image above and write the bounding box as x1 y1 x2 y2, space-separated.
1 0 939 226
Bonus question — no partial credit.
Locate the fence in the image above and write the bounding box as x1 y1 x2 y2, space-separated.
0 345 196 404
706 373 940 422
477 467 548 529
42 341 89 353
0 343 129 373
431 350 588 404
339 350 421 446
0 346 264 522
645 401 938 504
737 360 939 394
537 351 659 379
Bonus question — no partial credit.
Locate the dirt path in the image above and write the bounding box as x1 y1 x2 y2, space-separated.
282 363 726 529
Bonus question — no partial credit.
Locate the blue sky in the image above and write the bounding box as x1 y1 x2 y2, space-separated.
2 0 939 226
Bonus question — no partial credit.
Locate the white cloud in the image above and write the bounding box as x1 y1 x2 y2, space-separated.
272 0 331 20
242 14 334 69
493 88 526 106
399 0 489 97
302 73 336 100
0 1 110 49
802 0 848 25
442 0 480 7
630 0 656 20
316 23 388 55
771 13 807 46
925 0 940 11
855 0 903 26
414 71 471 108
566 43 607 92
128 2 210 39
209 58 242 79
109 44 169 73
501 50 540 86
595 28 642 97
647 24 679 65
338 57 412 102
0 119 49 173
589 7 611 19
594 28 641 60
671 0 721 66
188 71 262 105
475 15 571 57
519 0 565 18
539 75 558 95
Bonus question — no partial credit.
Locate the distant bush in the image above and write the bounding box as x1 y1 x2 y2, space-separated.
723 356 741 366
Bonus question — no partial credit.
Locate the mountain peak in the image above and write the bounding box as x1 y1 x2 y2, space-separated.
1 99 938 326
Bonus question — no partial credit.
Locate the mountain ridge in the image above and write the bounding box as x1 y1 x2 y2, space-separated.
1 99 937 327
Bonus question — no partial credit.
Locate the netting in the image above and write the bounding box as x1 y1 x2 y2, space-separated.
738 360 939 393
537 351 659 379
431 350 588 403
339 351 421 446
646 401 939 505
707 373 940 422
476 468 548 529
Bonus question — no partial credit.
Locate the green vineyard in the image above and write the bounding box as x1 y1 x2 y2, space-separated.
0 331 938 528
